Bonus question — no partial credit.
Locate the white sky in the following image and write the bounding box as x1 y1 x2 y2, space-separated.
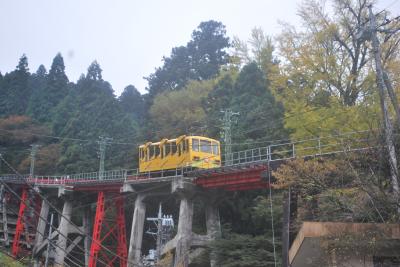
0 0 399 95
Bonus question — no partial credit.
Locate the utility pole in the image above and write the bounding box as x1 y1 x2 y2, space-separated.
98 137 112 180
156 203 162 259
357 5 400 204
145 203 174 265
220 109 239 166
30 144 40 177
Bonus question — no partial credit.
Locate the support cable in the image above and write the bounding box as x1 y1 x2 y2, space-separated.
267 158 277 267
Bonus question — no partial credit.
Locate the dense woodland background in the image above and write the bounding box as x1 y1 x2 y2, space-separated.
1 0 400 266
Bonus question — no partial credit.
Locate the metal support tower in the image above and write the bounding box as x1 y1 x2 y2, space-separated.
220 109 239 166
89 191 127 267
98 137 113 180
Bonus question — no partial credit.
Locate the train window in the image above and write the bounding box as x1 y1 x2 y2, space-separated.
146 149 149 161
192 139 199 151
155 146 160 157
165 143 171 155
160 146 164 159
149 146 154 159
200 140 212 153
178 143 182 156
212 142 219 155
140 148 144 160
186 140 189 152
171 142 177 154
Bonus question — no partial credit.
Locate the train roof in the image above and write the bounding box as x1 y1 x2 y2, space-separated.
138 136 219 148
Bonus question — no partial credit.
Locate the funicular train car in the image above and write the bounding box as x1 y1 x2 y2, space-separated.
138 135 221 173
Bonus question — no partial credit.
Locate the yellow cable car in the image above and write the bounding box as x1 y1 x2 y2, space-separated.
138 135 221 172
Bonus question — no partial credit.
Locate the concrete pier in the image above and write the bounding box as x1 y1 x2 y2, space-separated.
128 194 146 267
174 195 193 267
33 199 50 267
54 200 72 266
206 198 221 267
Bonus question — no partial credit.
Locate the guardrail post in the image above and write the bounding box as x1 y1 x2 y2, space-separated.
292 143 295 158
268 146 271 161
318 138 321 155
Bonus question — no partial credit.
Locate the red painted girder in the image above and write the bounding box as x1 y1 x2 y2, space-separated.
225 182 270 191
196 170 266 185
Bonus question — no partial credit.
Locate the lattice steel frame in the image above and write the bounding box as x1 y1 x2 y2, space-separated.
11 187 41 257
89 191 127 267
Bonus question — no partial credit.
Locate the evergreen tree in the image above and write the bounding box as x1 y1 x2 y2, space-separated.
231 62 287 143
86 61 102 81
119 85 145 123
53 61 138 172
204 72 236 138
188 20 230 79
205 63 287 149
145 20 230 99
27 65 48 121
47 53 69 105
0 55 31 116
27 54 69 122
36 65 47 76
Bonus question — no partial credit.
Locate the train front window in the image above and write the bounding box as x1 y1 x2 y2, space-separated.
165 143 171 155
192 139 199 151
149 146 154 158
155 146 160 157
200 140 212 153
172 141 177 154
212 142 219 155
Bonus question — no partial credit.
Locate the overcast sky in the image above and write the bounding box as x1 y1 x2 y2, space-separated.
1 0 399 95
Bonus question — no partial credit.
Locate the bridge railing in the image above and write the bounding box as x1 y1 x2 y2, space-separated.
222 130 376 166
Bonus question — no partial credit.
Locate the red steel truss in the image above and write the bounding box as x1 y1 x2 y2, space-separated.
194 164 270 191
11 188 28 257
89 191 128 267
11 187 41 257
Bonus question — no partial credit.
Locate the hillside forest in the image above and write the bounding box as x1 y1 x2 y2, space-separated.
1 0 400 266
